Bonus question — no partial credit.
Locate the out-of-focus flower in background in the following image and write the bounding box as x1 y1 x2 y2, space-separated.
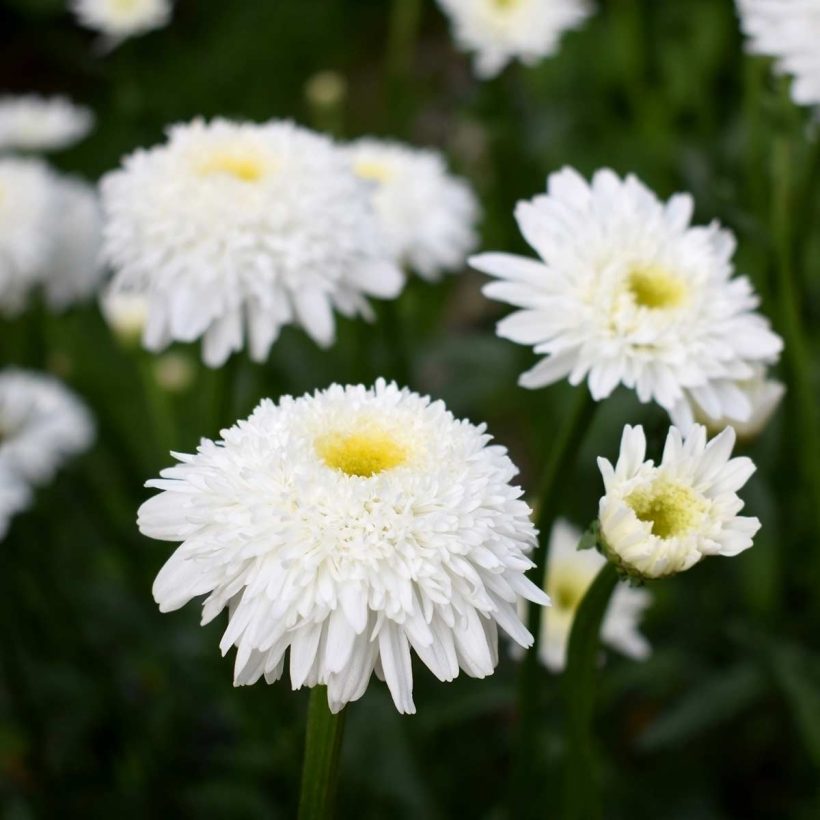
597 424 760 581
520 519 651 672
346 138 480 281
141 380 548 714
99 287 149 345
736 0 820 107
100 118 403 367
70 0 173 46
472 168 783 427
436 0 591 79
0 368 94 535
0 94 93 153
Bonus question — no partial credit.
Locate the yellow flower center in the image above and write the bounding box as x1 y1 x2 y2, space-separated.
626 480 706 539
353 159 394 184
197 151 269 182
628 266 687 310
491 0 521 8
548 573 588 613
316 427 408 477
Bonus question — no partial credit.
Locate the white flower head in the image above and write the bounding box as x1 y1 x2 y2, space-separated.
42 176 103 310
597 424 760 581
472 168 783 425
521 519 651 672
0 463 31 541
141 380 548 714
0 157 58 314
71 0 172 44
0 94 93 153
436 0 591 79
101 118 403 367
671 365 785 441
737 0 820 107
99 286 149 344
346 138 480 280
0 369 94 486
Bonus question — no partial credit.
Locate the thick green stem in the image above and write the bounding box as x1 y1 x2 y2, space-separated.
298 688 347 820
511 389 598 817
562 562 620 820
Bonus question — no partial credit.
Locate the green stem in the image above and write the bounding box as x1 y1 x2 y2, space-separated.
136 354 177 459
562 562 620 820
385 0 422 130
298 688 347 820
771 138 820 540
511 389 598 818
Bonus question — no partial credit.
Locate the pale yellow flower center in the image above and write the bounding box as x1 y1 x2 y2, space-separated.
491 0 521 8
548 571 588 613
626 480 706 539
353 159 394 184
316 427 408 477
628 266 687 310
109 0 141 13
197 151 270 182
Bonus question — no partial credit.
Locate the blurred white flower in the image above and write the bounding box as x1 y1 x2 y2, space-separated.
71 0 172 44
0 463 31 541
141 380 547 714
153 352 195 393
101 118 403 367
0 157 57 314
99 287 149 344
521 519 651 672
671 365 785 441
0 94 93 153
0 369 94 487
346 138 479 280
597 424 760 581
42 176 103 310
472 168 783 426
436 0 590 79
737 0 820 107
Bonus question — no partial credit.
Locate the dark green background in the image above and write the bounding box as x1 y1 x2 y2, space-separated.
1 0 819 817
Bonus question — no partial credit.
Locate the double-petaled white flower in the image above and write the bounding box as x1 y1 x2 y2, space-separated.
521 519 651 672
0 94 93 152
597 424 760 581
436 0 590 79
0 369 94 487
141 380 548 714
737 0 820 107
472 168 783 426
71 0 172 44
101 119 403 367
346 138 479 280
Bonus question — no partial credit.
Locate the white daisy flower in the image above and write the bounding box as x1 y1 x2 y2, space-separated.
0 464 31 541
436 0 591 79
140 380 548 714
99 287 149 344
0 157 58 314
0 94 93 153
346 138 479 280
671 365 785 441
471 168 783 425
521 519 650 672
737 0 820 107
70 0 172 44
597 424 760 581
42 176 103 310
101 118 403 367
0 369 94 486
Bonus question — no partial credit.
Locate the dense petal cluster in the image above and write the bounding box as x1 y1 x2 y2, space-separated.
0 94 93 152
71 0 172 43
436 0 590 78
0 158 103 314
101 119 403 367
522 520 651 671
597 424 760 580
472 168 783 426
737 0 820 107
346 138 479 280
141 380 547 714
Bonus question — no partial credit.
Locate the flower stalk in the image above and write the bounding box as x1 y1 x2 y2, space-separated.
298 688 347 820
561 561 620 820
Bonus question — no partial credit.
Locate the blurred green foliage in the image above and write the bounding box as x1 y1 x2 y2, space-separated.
1 0 819 817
